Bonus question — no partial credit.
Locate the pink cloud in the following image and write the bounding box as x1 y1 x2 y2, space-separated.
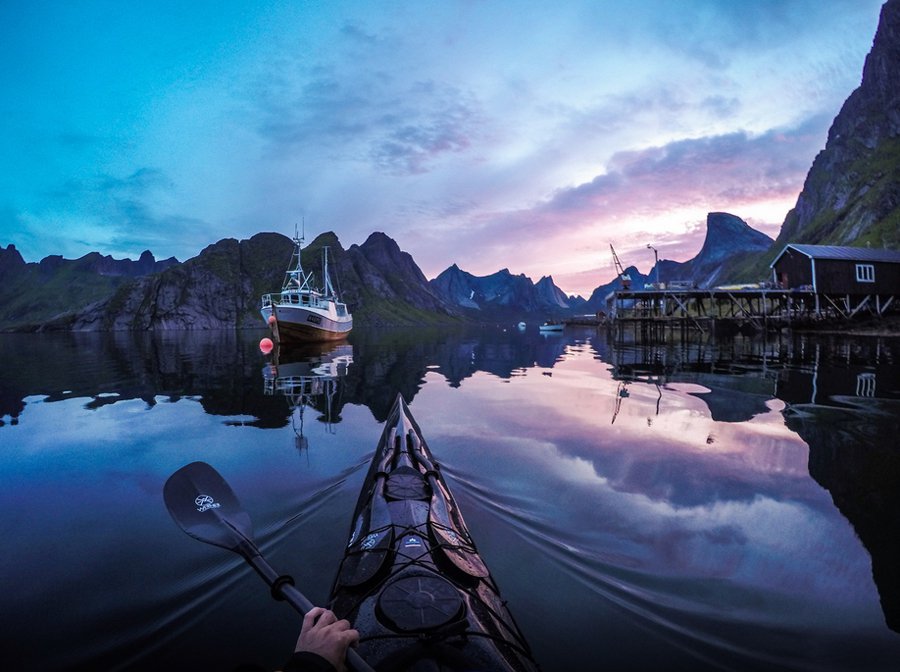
420 117 829 295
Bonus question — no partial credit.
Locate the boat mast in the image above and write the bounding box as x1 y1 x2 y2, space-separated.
282 221 313 292
322 246 336 298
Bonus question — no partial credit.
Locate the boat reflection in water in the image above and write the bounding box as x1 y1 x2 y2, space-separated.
263 342 353 451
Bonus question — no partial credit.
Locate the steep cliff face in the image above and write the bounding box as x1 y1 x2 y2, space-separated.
341 232 459 325
774 0 900 251
429 264 481 309
583 211 771 308
535 276 571 308
667 212 773 287
46 234 287 331
0 244 27 281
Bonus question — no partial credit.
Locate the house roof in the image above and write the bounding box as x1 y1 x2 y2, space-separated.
770 244 900 267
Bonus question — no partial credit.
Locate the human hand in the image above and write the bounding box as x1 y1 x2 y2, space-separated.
295 607 359 672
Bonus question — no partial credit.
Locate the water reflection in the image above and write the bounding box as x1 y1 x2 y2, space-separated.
607 332 898 419
0 330 291 428
605 331 900 640
1 327 899 671
786 398 900 633
262 343 353 450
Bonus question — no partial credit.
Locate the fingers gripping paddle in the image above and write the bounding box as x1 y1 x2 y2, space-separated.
164 461 374 672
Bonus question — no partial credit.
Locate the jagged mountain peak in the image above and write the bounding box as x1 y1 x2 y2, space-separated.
360 230 392 247
430 263 572 315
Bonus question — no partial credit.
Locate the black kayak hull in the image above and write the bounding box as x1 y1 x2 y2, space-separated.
330 394 540 671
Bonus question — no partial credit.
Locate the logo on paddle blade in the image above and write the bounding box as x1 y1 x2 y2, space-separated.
195 494 221 513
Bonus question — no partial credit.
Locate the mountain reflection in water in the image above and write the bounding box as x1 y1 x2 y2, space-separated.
0 327 898 671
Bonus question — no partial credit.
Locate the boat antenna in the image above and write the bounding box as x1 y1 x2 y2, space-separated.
283 220 311 292
295 219 305 246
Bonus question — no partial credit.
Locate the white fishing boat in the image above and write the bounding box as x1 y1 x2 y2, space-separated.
538 320 564 332
260 230 352 343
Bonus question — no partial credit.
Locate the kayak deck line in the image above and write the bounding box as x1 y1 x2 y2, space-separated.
330 394 541 671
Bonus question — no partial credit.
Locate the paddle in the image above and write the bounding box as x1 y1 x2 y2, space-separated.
163 461 375 672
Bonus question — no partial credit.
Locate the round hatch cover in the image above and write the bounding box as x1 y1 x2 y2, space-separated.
377 575 464 632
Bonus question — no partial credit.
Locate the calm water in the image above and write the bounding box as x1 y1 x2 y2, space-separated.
1 326 899 672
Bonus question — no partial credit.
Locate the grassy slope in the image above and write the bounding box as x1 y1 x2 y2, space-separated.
0 267 127 330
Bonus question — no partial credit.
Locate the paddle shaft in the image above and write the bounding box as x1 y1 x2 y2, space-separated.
164 462 374 672
233 540 373 672
243 543 375 672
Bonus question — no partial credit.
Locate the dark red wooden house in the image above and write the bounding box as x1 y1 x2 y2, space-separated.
770 244 900 316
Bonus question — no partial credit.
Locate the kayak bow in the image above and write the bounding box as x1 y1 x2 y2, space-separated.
331 394 541 671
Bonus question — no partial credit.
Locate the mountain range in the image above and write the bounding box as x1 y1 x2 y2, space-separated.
1 0 897 332
0 209 772 331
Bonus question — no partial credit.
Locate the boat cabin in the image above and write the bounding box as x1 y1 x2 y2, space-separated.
770 244 900 294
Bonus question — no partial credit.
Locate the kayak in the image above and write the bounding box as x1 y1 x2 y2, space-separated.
330 394 541 671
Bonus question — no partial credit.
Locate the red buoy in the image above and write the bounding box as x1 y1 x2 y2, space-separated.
267 315 276 325
259 337 274 354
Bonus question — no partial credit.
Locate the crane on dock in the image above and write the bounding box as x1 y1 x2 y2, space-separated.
610 244 631 289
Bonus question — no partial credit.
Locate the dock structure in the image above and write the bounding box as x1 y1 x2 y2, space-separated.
607 287 896 338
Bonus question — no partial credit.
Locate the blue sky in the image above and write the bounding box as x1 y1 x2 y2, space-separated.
0 0 885 296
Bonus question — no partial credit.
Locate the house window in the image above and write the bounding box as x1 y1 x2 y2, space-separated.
855 263 875 283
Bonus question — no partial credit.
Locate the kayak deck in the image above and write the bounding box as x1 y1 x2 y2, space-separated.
330 394 540 671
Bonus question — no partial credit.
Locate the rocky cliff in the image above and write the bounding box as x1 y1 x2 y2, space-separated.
0 244 178 329
664 212 773 287
35 234 285 331
340 232 460 325
20 231 461 331
535 275 573 308
583 212 771 310
770 0 900 256
430 264 573 317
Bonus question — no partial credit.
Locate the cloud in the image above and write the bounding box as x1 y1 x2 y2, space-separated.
23 167 211 261
1 1 883 296
369 84 478 175
412 114 831 293
250 48 485 175
544 116 830 220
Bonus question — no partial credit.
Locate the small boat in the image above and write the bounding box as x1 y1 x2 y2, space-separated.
517 321 526 330
260 230 352 343
330 395 541 671
538 321 564 332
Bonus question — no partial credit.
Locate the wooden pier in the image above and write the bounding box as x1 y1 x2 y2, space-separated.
607 287 896 338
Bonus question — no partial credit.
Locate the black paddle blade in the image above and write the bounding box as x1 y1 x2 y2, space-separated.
164 461 255 552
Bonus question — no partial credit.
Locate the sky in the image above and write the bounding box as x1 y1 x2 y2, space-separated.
0 0 886 297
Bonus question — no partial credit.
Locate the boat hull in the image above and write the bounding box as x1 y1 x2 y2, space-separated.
261 304 352 343
330 395 540 672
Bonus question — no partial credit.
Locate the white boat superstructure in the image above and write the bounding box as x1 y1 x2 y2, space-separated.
261 231 353 343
